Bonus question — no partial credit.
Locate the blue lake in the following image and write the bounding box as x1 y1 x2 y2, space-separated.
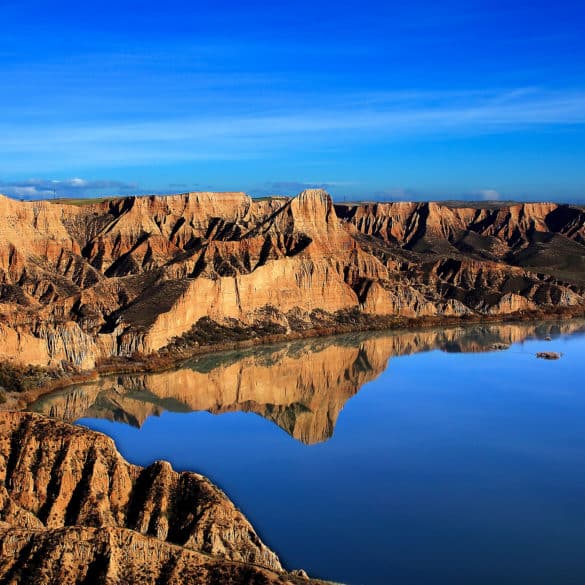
31 322 585 585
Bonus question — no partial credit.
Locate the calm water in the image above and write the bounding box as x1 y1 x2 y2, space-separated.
32 322 585 585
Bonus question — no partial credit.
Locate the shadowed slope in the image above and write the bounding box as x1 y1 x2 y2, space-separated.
0 411 326 584
1 191 584 369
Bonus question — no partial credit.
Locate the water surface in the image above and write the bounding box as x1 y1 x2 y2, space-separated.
31 322 585 585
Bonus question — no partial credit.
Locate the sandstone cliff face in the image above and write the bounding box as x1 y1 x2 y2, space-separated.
0 526 306 585
0 411 279 570
29 321 585 444
0 191 584 369
0 411 323 585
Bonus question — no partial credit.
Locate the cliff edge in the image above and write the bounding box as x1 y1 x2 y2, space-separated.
0 190 584 369
0 411 323 584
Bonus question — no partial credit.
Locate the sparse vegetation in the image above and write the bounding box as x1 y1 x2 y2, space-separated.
48 196 119 206
0 362 55 392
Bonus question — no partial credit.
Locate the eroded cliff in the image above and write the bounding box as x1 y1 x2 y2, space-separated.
0 411 322 584
1 190 584 369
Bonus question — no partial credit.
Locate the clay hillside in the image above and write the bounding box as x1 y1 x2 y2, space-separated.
0 189 584 370
0 411 326 584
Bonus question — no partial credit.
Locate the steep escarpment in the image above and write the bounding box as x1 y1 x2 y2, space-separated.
0 190 584 369
336 200 585 316
0 411 321 584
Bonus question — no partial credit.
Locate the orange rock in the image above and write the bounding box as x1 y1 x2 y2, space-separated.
0 190 583 369
0 411 329 584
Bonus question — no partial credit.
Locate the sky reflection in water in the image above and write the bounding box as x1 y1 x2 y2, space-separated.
53 325 585 585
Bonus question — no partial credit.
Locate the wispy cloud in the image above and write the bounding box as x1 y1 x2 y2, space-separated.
0 178 138 199
475 189 501 201
1 88 584 172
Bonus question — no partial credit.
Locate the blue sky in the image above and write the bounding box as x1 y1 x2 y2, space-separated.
1 0 584 201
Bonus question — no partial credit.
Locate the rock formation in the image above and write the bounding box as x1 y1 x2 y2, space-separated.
29 321 585 444
0 190 584 369
0 411 324 584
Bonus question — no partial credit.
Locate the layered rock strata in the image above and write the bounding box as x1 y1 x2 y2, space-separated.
0 190 584 369
0 411 322 584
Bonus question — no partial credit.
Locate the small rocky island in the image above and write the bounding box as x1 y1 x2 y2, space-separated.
536 351 562 360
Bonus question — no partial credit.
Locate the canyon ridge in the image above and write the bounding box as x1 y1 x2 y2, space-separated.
0 411 326 584
1 190 584 584
0 189 584 372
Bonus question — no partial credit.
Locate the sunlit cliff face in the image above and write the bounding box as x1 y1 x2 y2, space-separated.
31 321 585 444
1 190 585 369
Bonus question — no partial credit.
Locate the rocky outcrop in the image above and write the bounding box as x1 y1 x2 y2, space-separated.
1 191 584 369
29 321 585 444
0 411 279 569
0 526 309 585
0 411 323 584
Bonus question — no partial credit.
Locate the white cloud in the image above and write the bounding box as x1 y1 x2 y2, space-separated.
69 178 88 187
0 178 138 199
12 186 52 198
477 189 501 201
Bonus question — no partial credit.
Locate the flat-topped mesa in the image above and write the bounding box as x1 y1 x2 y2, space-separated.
286 189 353 250
240 189 355 257
0 190 584 369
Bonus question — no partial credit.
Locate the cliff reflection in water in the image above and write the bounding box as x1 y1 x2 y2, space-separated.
30 321 585 444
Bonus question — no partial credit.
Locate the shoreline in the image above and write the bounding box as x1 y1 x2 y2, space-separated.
3 305 584 410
